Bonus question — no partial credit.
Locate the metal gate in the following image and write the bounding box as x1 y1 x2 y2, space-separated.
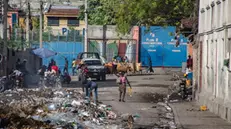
31 29 84 73
140 26 187 67
89 40 137 63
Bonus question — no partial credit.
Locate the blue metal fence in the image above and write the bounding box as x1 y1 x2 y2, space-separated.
140 26 187 67
33 42 84 73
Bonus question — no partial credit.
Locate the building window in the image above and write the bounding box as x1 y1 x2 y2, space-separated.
68 18 79 26
47 17 59 26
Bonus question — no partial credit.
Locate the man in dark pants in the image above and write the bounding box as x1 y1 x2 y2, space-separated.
148 56 154 73
63 58 69 73
83 78 98 104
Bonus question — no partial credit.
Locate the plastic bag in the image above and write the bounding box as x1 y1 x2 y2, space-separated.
128 87 132 97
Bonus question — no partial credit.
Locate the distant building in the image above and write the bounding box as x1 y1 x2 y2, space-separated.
44 5 85 35
0 5 24 39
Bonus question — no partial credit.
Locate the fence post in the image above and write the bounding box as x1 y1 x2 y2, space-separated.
74 30 76 42
48 30 51 41
66 30 68 41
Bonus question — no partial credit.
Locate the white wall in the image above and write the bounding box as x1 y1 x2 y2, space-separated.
197 0 231 122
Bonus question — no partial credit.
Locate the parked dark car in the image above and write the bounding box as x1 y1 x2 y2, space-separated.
78 58 106 81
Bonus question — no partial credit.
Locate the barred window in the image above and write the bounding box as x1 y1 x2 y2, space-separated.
68 18 79 26
47 17 59 26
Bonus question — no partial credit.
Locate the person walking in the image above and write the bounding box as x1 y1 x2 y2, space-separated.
148 56 154 73
63 58 69 74
112 59 117 74
116 72 131 102
72 58 77 76
84 78 98 104
48 59 54 71
187 55 193 70
16 58 21 70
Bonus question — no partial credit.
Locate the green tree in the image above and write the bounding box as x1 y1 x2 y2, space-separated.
79 0 196 34
78 0 116 25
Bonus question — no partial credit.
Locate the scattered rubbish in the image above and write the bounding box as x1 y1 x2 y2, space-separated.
5 94 12 97
200 105 208 111
121 113 130 121
169 100 179 103
0 88 118 128
133 113 140 118
107 111 117 119
140 107 150 111
71 100 82 107
48 104 57 111
152 105 157 108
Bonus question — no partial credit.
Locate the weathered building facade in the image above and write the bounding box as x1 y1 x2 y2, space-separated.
197 0 231 122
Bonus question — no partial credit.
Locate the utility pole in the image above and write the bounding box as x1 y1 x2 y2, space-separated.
26 0 30 48
84 0 88 52
40 0 43 48
3 0 8 75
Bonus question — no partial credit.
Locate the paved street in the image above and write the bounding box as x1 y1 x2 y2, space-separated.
68 73 231 129
98 74 172 128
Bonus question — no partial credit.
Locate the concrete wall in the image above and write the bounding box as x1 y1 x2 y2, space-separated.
88 25 132 39
196 0 231 123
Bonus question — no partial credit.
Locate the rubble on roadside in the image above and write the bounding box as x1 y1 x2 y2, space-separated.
0 88 119 129
156 102 177 129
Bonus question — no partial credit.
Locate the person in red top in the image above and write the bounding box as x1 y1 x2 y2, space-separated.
187 55 193 69
51 61 59 74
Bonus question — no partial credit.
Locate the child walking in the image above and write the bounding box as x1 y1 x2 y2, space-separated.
116 72 131 102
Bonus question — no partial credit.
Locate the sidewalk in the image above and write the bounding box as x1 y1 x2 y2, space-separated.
170 101 231 129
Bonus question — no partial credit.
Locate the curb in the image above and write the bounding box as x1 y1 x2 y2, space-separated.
169 103 184 129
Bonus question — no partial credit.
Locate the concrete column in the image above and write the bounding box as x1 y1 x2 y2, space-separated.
222 0 227 25
214 4 218 29
204 10 208 32
199 12 203 33
217 3 222 28
227 0 231 24
214 32 219 98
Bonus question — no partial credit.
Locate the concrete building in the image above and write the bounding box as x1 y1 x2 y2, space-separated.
196 0 231 122
44 5 85 34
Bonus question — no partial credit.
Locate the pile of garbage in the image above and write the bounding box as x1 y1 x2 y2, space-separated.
0 88 118 129
156 102 177 129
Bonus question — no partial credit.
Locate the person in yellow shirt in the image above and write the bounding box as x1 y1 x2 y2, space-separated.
72 58 77 76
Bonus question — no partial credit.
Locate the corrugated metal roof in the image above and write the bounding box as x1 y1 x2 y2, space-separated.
45 4 79 15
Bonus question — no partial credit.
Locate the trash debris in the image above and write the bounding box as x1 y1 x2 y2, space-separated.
133 113 140 118
0 88 118 128
71 100 82 107
169 100 179 103
200 105 208 111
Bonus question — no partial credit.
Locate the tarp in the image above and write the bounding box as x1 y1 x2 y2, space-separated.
32 48 57 58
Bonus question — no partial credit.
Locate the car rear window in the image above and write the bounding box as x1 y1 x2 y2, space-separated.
84 60 102 66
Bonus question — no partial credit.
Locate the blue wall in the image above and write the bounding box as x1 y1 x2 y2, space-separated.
33 42 83 73
140 26 187 67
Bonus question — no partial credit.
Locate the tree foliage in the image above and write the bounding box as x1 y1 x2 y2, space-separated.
79 0 196 34
78 0 116 25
